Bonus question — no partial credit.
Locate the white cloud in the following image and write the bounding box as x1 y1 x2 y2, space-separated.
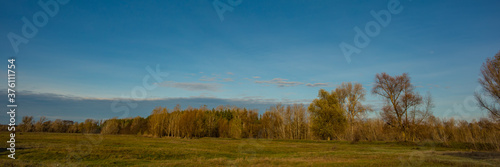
158 81 220 91
306 83 329 87
255 78 303 87
227 72 234 75
223 78 234 82
253 76 261 79
199 76 216 81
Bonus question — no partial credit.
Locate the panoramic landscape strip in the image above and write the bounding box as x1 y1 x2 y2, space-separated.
2 1 500 166
3 56 500 165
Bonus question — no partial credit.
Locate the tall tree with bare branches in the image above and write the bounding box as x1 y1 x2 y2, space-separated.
408 92 434 141
372 73 422 141
476 51 500 121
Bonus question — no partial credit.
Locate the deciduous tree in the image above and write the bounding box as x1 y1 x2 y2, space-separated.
476 51 500 121
20 116 34 132
372 73 422 141
335 82 372 140
308 89 347 140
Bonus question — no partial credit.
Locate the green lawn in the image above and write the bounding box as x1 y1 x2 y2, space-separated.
0 132 498 166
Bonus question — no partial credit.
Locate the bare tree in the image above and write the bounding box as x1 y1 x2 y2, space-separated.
408 92 435 141
476 51 500 121
372 73 422 141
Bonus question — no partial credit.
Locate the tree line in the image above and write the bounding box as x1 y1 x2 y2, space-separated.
13 51 500 150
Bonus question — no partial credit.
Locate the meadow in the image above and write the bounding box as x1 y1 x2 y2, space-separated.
1 132 499 166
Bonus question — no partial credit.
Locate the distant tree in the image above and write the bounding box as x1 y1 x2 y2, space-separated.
476 51 500 121
101 118 120 134
266 104 286 139
179 109 197 138
229 115 242 139
20 116 34 132
130 116 146 135
260 111 275 139
82 119 99 133
49 119 64 132
68 122 79 133
203 110 218 137
240 108 259 138
335 82 373 140
62 120 74 133
372 73 422 141
148 106 168 137
34 116 47 132
168 111 182 137
308 89 347 140
218 118 230 138
290 104 308 139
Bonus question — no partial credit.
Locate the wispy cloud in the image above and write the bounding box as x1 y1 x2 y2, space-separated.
223 78 234 82
199 74 235 82
253 76 261 79
255 78 303 87
306 83 329 87
158 81 220 91
199 76 216 81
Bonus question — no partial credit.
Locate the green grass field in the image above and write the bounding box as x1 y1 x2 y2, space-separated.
1 132 499 166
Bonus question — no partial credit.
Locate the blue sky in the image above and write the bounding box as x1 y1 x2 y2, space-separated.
1 0 500 122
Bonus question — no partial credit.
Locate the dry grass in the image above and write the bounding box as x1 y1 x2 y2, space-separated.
0 132 498 166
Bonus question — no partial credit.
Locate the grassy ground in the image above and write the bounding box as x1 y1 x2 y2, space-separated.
0 132 499 166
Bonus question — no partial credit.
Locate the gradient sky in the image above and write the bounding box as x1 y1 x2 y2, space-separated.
1 0 500 122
